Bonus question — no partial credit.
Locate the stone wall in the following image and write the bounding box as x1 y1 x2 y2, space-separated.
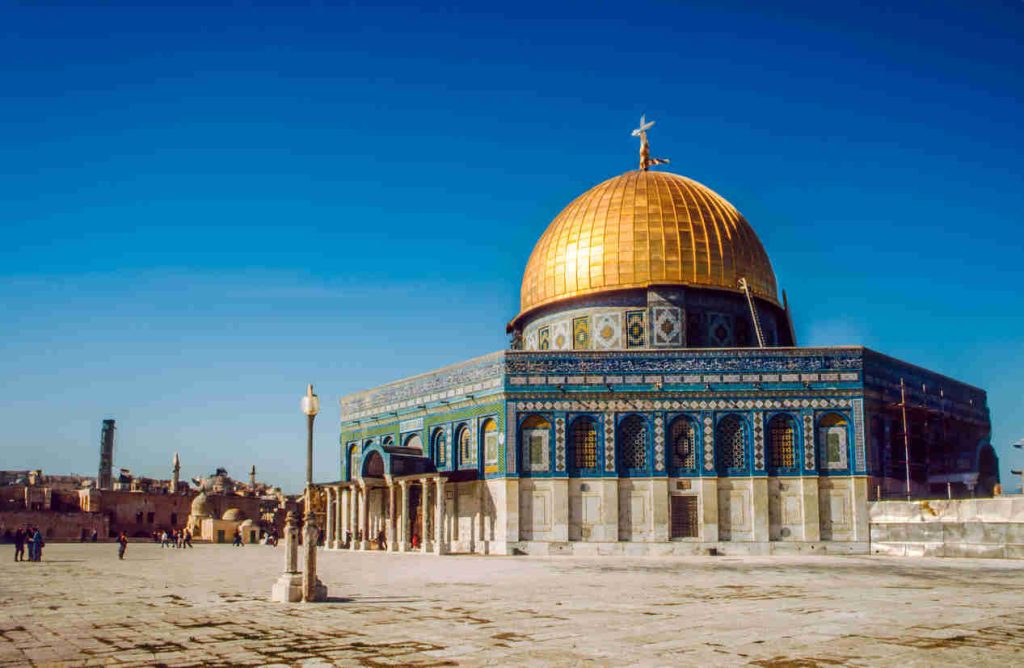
869 498 1024 558
0 511 109 542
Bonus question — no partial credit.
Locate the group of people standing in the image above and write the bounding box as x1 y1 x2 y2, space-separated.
157 528 193 548
13 526 44 562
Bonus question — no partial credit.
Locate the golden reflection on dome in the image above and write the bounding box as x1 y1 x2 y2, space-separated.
517 170 779 319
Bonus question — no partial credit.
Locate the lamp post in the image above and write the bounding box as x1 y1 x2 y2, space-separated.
301 384 327 602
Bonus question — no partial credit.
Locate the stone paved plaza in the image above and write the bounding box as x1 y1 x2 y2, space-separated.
1 544 1023 666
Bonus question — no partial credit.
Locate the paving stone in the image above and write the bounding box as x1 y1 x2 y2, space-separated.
1 544 1023 665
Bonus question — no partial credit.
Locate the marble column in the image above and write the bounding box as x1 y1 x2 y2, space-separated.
420 477 430 553
399 480 409 552
271 511 302 602
325 487 335 549
360 483 371 550
387 482 397 552
434 478 446 555
349 487 358 550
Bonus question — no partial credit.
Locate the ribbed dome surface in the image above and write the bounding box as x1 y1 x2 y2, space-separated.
518 170 778 318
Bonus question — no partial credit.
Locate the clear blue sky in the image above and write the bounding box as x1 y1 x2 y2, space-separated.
2 1 1021 493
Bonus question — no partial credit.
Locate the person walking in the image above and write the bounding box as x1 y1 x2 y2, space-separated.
117 531 128 560
183 529 193 548
232 528 243 547
30 527 43 562
160 530 169 548
13 527 25 562
376 528 387 552
90 528 98 542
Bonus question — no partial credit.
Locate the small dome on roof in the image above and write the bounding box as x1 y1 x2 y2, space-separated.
222 508 245 521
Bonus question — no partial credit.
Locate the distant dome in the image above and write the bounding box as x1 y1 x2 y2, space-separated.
222 508 245 521
190 491 213 517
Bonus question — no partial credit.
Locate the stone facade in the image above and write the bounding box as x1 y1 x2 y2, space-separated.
334 346 992 556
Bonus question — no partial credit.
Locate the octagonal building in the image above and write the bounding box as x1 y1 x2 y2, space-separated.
329 160 997 556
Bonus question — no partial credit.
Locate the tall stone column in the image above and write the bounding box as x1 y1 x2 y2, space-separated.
399 480 409 552
335 486 344 549
348 487 358 551
302 504 326 602
271 511 302 602
434 478 446 555
420 478 430 552
359 483 370 550
325 487 335 549
387 483 397 551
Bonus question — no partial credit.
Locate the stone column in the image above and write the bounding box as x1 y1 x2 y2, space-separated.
335 486 344 549
271 511 302 602
359 483 371 550
434 478 446 555
348 487 358 551
399 480 409 552
420 477 430 552
387 482 397 552
302 505 326 602
325 487 335 549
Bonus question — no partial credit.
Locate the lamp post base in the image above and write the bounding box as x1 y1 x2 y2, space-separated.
271 572 303 603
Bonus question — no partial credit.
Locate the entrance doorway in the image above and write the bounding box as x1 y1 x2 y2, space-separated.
670 495 698 539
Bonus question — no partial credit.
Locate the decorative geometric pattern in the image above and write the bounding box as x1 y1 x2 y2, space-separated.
554 417 566 472
572 317 590 350
702 415 715 472
625 310 646 348
708 313 732 347
593 312 622 350
551 321 570 351
515 398 854 413
653 414 665 471
538 327 551 351
768 414 797 471
570 418 598 470
752 412 765 471
618 416 647 470
802 412 815 470
669 416 697 471
603 415 615 472
652 306 683 347
716 415 745 470
853 399 866 471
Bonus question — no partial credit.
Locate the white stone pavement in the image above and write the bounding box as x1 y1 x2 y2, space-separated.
1 543 1023 666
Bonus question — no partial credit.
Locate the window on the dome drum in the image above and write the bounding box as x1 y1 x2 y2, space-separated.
571 418 598 470
767 414 796 472
618 415 647 471
716 415 745 470
669 416 696 471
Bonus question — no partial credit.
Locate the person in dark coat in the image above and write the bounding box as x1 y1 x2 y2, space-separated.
13 528 25 562
30 528 43 562
117 532 128 560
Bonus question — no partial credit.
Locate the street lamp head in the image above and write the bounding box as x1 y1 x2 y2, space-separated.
301 384 320 417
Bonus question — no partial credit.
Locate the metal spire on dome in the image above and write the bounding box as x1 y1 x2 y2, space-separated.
631 114 671 171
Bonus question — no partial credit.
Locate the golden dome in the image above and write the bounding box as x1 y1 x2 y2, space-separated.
517 170 779 320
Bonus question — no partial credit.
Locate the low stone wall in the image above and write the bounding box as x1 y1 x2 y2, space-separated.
870 498 1024 559
0 511 109 543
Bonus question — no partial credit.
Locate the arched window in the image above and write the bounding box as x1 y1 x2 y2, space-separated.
456 425 475 467
481 418 499 466
767 414 797 473
570 417 598 471
350 444 365 481
403 433 423 451
669 416 697 473
431 428 447 465
818 413 848 470
716 415 746 471
617 415 648 472
520 415 551 473
382 435 394 448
